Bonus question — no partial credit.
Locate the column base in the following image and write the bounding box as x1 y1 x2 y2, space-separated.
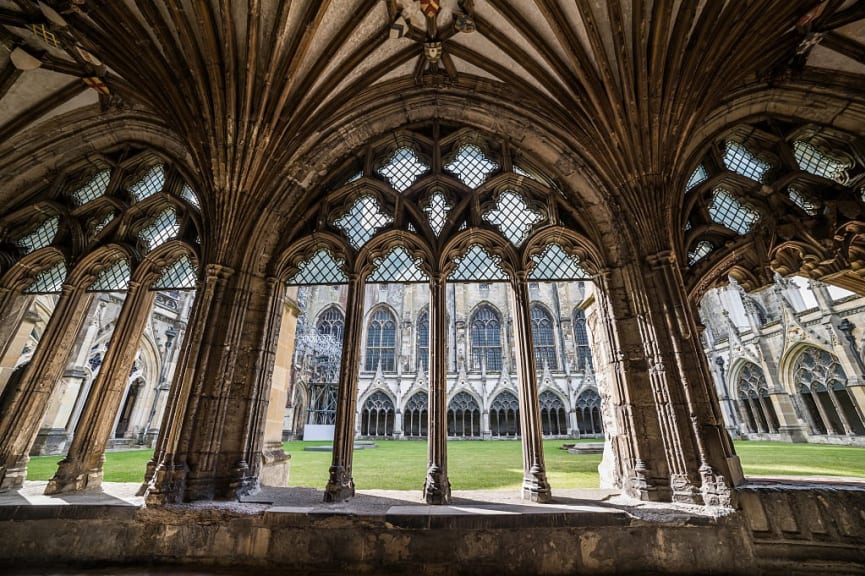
44 458 103 495
323 465 355 502
521 465 552 503
423 465 451 505
0 456 28 491
260 445 291 487
142 461 188 505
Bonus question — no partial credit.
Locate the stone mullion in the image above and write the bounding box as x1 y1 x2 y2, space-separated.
647 252 740 505
142 264 229 503
591 270 658 498
423 273 450 504
749 397 767 432
324 273 363 502
790 391 821 434
0 288 32 362
756 395 777 433
810 388 837 434
510 272 551 503
0 283 93 490
45 281 156 494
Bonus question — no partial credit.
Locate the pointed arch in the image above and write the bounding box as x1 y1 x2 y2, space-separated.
364 306 398 373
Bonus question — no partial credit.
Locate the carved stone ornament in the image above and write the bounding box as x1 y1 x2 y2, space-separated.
424 41 443 63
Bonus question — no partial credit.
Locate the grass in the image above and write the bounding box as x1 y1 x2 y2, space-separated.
23 440 865 489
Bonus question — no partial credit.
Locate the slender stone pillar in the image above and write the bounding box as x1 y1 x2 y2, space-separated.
424 273 451 504
45 281 156 494
826 388 854 435
510 272 551 503
0 283 92 490
0 290 33 373
325 273 363 502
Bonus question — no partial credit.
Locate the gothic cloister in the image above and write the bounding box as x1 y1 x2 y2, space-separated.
1 1 865 574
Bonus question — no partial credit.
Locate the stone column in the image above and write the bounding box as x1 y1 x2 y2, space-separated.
0 283 92 490
510 272 551 503
324 273 363 502
826 387 854 435
424 273 451 504
0 292 36 394
144 263 279 503
45 280 156 494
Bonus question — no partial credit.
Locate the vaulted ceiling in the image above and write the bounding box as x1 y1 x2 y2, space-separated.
2 1 865 265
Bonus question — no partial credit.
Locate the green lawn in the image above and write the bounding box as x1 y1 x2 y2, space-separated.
23 440 865 489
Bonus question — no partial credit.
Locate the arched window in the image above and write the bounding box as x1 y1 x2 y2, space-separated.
470 305 502 372
416 310 429 373
404 391 428 438
573 309 593 372
365 308 397 372
575 389 603 436
306 307 344 426
361 391 395 437
316 306 344 342
531 304 557 371
736 362 780 434
539 391 567 436
793 347 865 436
447 392 481 437
489 391 519 437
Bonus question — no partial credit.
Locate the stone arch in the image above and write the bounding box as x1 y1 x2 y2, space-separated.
447 390 482 438
359 389 395 438
538 389 568 437
729 360 780 435
489 390 520 438
403 390 429 438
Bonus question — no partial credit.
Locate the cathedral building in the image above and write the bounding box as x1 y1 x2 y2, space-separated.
1 1 865 573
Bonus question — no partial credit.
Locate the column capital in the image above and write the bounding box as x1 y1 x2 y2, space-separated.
204 263 235 281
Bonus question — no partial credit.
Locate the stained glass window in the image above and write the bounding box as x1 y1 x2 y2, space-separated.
787 186 820 216
180 184 200 208
531 304 557 370
24 262 66 294
688 240 713 265
365 308 397 372
286 249 347 285
332 195 392 250
448 244 509 282
470 305 502 372
72 169 111 206
445 145 499 189
152 255 197 290
88 258 130 292
709 188 759 235
129 165 165 201
793 140 848 182
377 148 429 193
367 246 428 283
573 309 593 372
138 208 179 251
723 141 769 182
416 310 429 372
482 190 543 246
17 216 59 254
687 164 708 191
528 243 590 280
423 191 452 236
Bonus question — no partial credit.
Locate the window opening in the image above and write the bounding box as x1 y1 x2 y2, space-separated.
332 195 393 250
793 347 865 435
367 246 428 283
531 304 557 371
573 309 593 372
447 391 481 437
286 249 347 285
138 208 179 251
88 212 115 236
16 216 59 254
180 184 200 208
377 148 429 193
539 390 567 436
709 188 759 235
304 307 344 426
365 308 397 372
152 255 197 290
423 191 452 236
470 304 502 372
448 244 509 282
688 241 713 265
87 258 131 292
404 391 428 437
444 144 499 189
72 169 111 206
575 389 603 435
793 140 849 182
723 141 769 182
361 391 395 437
416 310 429 372
528 243 590 281
482 190 543 246
23 262 66 294
489 391 519 437
129 165 165 201
687 164 708 191
787 185 820 216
